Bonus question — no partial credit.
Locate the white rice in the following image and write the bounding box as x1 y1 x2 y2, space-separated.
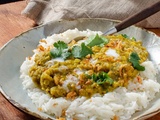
105 48 119 59
20 29 160 120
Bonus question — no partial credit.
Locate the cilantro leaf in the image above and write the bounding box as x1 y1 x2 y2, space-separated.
61 51 71 59
96 72 114 85
81 43 93 57
71 46 81 58
91 73 97 81
129 52 145 71
122 34 129 38
122 34 136 40
54 41 68 51
86 34 108 47
50 48 60 58
50 41 70 59
131 37 136 41
88 72 114 85
72 43 93 58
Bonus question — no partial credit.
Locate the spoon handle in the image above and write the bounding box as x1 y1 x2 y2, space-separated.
104 1 160 35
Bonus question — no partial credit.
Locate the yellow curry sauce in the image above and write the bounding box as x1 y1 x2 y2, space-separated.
29 34 148 99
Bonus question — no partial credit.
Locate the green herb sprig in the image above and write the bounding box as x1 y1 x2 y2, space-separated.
86 34 109 47
129 52 145 71
87 72 114 85
71 43 93 58
50 41 71 59
50 34 109 59
50 41 93 59
122 34 136 40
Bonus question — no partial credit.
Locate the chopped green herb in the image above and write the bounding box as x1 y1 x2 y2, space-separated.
91 73 97 81
71 46 81 58
129 52 145 71
96 72 114 85
72 43 93 58
131 37 136 41
54 41 68 51
50 34 109 60
122 34 129 38
122 34 136 40
61 51 71 59
86 34 109 47
50 41 70 59
87 72 114 85
50 48 60 58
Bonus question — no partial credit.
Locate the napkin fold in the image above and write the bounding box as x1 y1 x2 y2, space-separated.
22 0 160 28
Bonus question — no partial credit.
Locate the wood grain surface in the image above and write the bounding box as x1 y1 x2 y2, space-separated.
0 1 160 120
0 0 35 47
0 1 37 120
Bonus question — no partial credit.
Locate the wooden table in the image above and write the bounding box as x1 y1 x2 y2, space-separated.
0 1 160 120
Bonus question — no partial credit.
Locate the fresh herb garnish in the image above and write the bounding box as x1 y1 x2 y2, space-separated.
129 52 145 71
122 34 129 38
72 43 93 58
50 34 108 59
86 34 108 47
122 34 136 40
50 41 71 59
50 41 92 59
87 72 114 85
61 51 71 59
131 37 136 41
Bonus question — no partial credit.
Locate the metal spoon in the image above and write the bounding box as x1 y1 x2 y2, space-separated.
72 1 160 42
103 1 160 35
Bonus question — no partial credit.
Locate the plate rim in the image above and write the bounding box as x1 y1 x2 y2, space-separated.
0 18 160 120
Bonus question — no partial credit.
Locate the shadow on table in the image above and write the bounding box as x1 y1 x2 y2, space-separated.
0 0 21 4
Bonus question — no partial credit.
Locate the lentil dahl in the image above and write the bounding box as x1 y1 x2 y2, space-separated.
29 34 148 99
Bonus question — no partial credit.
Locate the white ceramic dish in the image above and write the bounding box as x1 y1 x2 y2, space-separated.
0 18 160 120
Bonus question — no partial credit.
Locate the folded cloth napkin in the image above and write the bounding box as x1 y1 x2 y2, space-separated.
22 0 160 28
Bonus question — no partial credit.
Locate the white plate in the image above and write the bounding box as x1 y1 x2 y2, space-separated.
0 18 160 120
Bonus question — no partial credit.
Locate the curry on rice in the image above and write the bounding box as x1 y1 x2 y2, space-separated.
20 29 160 120
29 34 148 99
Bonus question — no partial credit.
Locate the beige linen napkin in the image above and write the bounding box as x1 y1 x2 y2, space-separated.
22 0 160 28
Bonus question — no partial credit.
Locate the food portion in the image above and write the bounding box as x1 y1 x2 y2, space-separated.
29 33 147 99
20 29 160 120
